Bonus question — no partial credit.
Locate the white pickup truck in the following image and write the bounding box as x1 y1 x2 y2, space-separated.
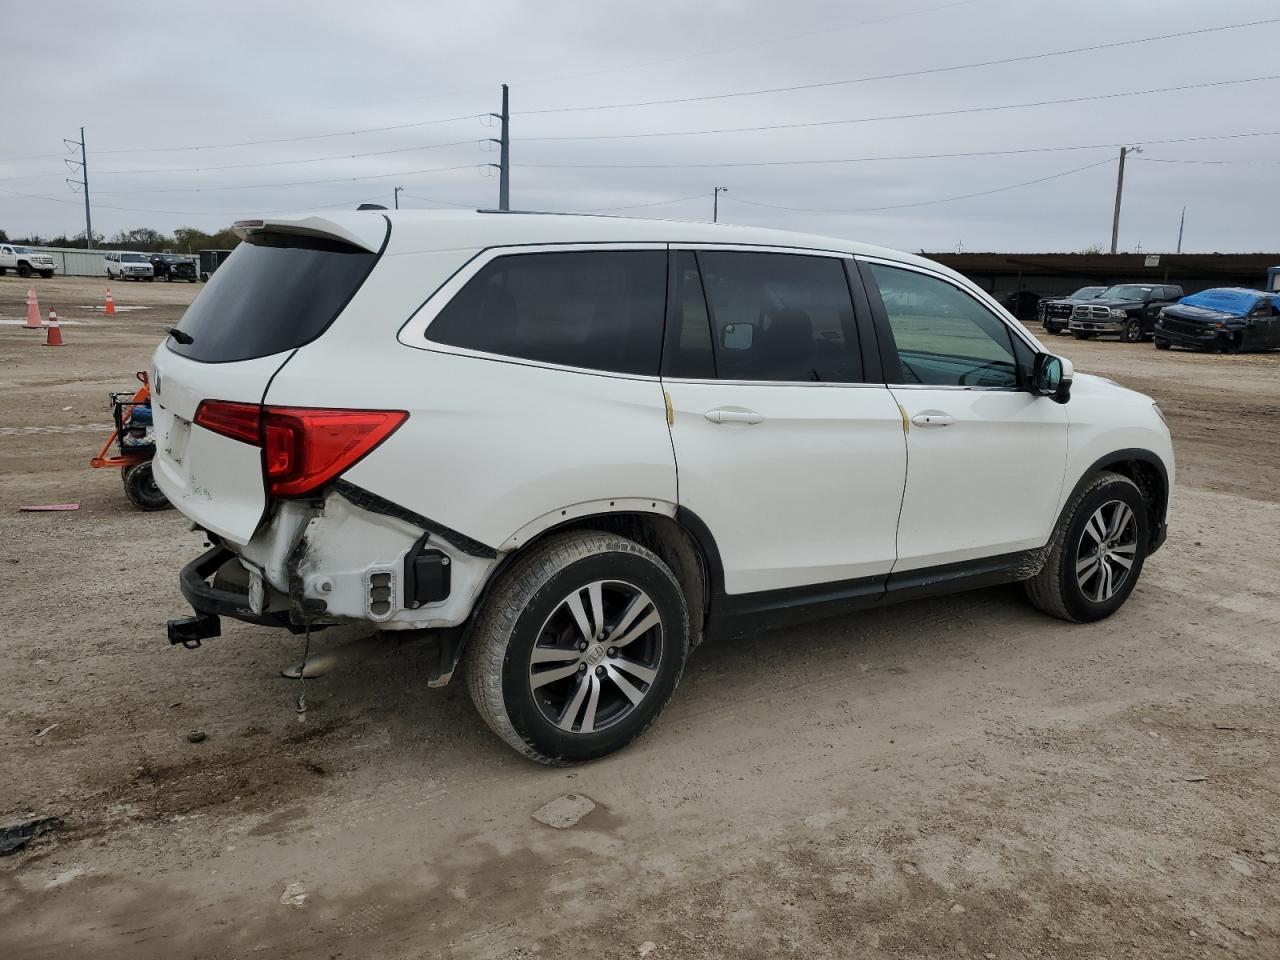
0 244 57 278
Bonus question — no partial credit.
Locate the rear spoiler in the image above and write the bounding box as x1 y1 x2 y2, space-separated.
233 214 388 253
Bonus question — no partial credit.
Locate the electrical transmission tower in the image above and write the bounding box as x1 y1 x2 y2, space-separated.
64 127 92 248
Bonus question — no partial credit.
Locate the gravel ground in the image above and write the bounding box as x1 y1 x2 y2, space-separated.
1 273 1277 959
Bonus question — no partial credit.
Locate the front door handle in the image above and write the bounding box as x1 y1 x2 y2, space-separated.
911 413 955 428
705 407 766 425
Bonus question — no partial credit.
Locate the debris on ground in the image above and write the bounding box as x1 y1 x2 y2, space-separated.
1213 723 1239 731
279 881 307 906
637 942 657 957
0 816 64 856
35 723 59 738
186 730 207 743
18 503 80 512
1183 775 1209 782
532 794 595 829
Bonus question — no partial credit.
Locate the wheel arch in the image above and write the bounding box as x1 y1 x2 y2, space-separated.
1063 449 1169 553
480 505 721 652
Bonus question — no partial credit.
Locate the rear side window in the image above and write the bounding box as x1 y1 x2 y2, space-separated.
427 250 667 376
168 231 382 363
695 251 863 383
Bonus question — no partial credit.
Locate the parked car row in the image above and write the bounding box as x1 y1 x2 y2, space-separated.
1039 283 1280 352
102 251 199 282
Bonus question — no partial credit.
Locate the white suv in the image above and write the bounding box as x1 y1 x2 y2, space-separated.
153 211 1173 764
105 250 155 280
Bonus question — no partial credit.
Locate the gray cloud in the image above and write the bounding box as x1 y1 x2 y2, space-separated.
2 0 1277 252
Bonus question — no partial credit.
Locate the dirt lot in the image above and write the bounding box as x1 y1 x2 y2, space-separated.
1 273 1278 959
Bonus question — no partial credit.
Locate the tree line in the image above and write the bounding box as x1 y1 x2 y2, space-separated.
0 225 243 252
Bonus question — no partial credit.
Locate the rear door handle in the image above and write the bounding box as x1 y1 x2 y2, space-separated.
911 413 955 428
705 407 766 425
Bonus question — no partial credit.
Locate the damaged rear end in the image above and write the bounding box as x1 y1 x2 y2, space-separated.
154 212 486 650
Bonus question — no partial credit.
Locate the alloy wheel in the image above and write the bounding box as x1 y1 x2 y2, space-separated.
1075 499 1139 602
528 579 664 734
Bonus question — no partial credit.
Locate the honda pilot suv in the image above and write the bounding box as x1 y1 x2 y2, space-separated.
154 211 1173 764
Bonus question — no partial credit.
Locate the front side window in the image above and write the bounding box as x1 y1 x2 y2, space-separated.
694 251 862 383
868 263 1022 388
427 250 667 376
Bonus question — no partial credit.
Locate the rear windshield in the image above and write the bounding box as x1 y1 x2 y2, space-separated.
167 229 383 363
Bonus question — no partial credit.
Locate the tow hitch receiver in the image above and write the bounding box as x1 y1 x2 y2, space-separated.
168 614 221 649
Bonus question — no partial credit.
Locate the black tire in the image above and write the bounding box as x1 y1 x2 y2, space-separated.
466 530 690 765
1154 339 1171 350
0 266 6 276
121 462 171 512
1122 319 1142 343
1024 471 1149 623
39 270 53 279
17 263 31 278
1071 331 1093 340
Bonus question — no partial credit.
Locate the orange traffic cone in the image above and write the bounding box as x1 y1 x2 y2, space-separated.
104 289 116 316
44 309 63 347
25 286 42 328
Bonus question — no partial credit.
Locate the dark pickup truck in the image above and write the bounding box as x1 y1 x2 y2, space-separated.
1069 283 1184 342
150 254 198 283
1154 288 1280 353
1039 285 1106 334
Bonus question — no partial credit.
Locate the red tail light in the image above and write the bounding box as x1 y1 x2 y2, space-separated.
194 401 407 499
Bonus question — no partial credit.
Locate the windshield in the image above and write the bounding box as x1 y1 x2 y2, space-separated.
12 246 30 254
121 253 148 262
1072 286 1105 299
1100 285 1153 301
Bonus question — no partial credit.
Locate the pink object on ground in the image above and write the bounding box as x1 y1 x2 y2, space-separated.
19 503 80 512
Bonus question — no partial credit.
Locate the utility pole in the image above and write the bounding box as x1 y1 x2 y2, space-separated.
1176 205 1186 254
1110 145 1141 255
63 127 92 248
394 186 404 210
486 85 510 210
713 185 728 223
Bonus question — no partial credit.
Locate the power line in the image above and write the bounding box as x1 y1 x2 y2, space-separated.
513 129 1280 169
725 157 1116 214
85 112 487 157
0 138 488 181
0 185 400 219
517 16 1280 116
90 163 483 195
1136 156 1280 165
579 193 709 213
514 74 1280 146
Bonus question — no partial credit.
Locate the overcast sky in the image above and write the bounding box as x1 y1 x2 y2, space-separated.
2 0 1277 253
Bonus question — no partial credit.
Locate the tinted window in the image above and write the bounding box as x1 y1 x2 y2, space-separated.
169 231 381 363
696 251 862 383
428 250 667 376
662 250 716 379
869 263 1020 388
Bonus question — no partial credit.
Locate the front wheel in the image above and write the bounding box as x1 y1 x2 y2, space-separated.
1122 319 1142 343
1155 339 1171 351
1024 472 1148 622
39 270 53 279
17 263 31 278
1071 331 1093 340
466 531 689 765
121 462 172 511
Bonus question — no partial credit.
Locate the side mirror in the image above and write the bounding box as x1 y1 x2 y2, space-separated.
1032 353 1072 404
721 322 754 351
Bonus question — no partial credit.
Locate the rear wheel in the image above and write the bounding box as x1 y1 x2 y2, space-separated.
1024 472 1148 622
1155 339 1171 350
466 531 689 765
121 462 171 511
